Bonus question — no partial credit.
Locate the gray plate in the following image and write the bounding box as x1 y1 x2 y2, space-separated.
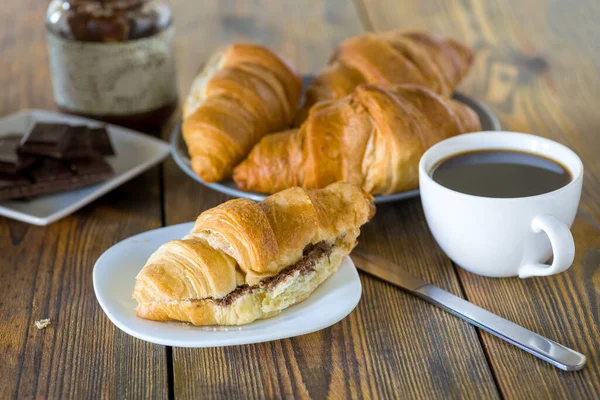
171 79 501 204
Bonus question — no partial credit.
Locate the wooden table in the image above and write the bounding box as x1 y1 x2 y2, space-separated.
1 0 599 398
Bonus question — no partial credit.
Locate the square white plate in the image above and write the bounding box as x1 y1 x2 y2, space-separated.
93 222 362 347
0 109 170 225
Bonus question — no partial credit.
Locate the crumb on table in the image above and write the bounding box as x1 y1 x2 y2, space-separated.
35 318 51 329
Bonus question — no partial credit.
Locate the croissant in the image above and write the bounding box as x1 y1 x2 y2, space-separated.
295 30 474 124
233 84 481 195
133 182 375 326
182 44 302 182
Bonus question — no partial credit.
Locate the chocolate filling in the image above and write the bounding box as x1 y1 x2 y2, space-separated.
211 241 333 306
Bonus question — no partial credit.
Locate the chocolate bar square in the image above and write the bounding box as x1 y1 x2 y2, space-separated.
19 123 74 158
0 134 36 174
0 123 117 201
30 158 74 183
0 157 115 201
69 157 114 174
63 126 96 159
88 127 115 156
63 126 115 159
0 173 33 201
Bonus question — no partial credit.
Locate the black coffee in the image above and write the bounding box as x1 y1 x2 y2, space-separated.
431 150 571 198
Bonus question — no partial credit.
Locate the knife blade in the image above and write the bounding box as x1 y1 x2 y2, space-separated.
352 249 586 371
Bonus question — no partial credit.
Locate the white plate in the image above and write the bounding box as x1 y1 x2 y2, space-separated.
0 109 170 225
170 82 501 204
93 222 362 347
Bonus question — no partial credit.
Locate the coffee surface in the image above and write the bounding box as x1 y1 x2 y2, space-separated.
431 150 571 198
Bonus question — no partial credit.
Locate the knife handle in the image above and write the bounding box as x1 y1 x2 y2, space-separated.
413 284 586 371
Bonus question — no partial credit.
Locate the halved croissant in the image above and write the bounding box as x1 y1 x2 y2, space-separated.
133 182 375 326
183 44 302 182
233 84 481 195
295 30 474 124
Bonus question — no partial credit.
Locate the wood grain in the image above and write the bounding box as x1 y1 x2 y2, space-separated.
0 174 169 399
359 0 600 397
2 0 598 398
164 0 498 398
0 1 168 398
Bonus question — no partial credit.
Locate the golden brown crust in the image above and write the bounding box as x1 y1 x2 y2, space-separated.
234 84 482 195
182 44 302 182
295 30 474 125
135 242 351 326
190 182 373 280
133 183 374 326
134 238 241 304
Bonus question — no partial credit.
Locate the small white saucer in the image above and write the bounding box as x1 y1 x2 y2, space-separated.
93 222 362 348
0 109 170 225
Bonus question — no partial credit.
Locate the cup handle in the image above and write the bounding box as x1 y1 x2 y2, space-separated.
518 215 575 278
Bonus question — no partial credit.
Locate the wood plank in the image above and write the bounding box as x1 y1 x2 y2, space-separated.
0 1 168 397
360 0 600 397
165 0 498 397
0 173 169 399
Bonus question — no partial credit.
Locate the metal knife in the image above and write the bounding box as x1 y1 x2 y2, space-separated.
352 250 586 371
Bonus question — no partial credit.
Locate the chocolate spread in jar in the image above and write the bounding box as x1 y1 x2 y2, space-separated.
212 241 334 307
46 0 178 131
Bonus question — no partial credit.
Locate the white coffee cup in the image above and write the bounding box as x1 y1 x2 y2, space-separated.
419 131 583 278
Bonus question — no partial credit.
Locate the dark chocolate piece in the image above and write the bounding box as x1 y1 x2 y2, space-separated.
0 122 117 201
63 126 115 159
0 173 31 186
0 174 33 201
69 157 114 177
63 126 96 159
19 123 74 158
0 172 111 201
0 134 36 174
88 127 115 156
33 172 111 196
0 155 115 202
86 16 131 42
65 12 91 41
30 158 74 183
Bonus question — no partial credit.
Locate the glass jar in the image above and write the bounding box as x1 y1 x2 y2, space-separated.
45 0 178 131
